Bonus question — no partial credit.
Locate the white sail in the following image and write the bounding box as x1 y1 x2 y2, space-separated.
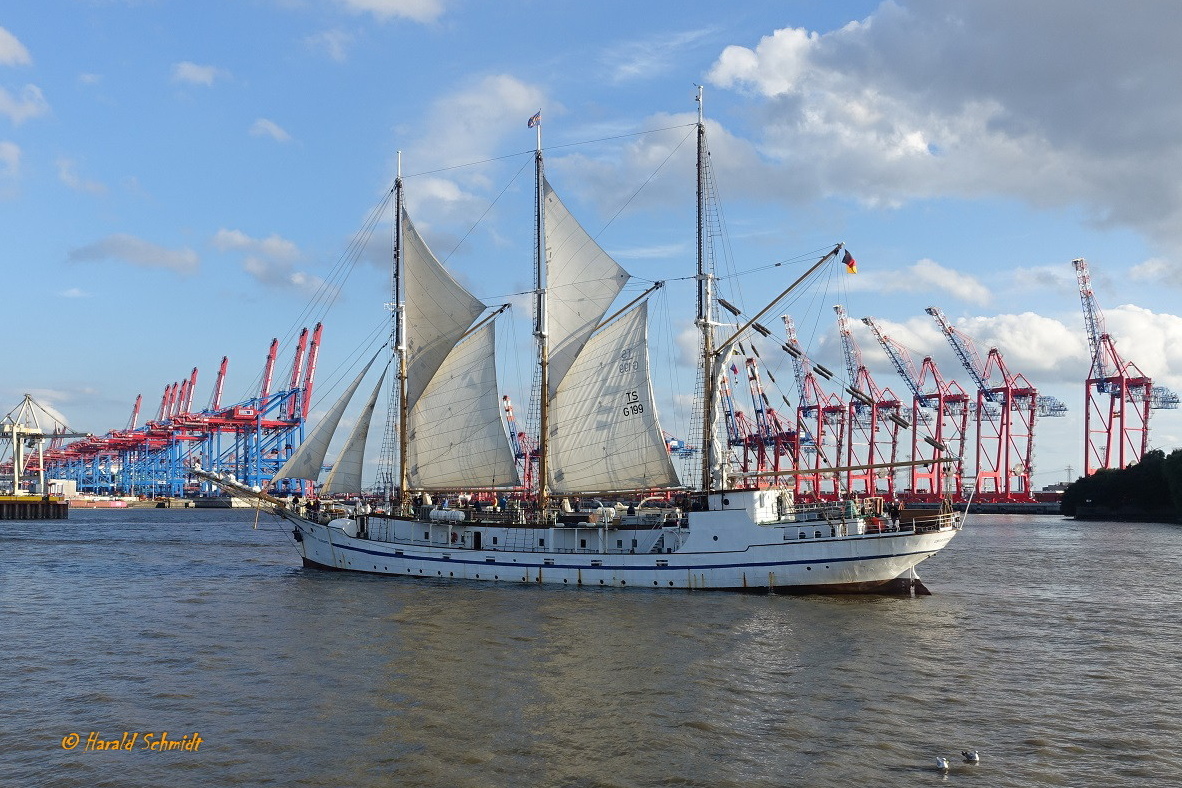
403 208 486 409
320 368 387 496
543 177 630 395
708 342 739 491
273 354 380 482
547 302 679 494
406 322 520 489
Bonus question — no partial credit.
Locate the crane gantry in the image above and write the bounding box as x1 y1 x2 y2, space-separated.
1073 258 1178 474
861 316 969 502
926 306 1065 502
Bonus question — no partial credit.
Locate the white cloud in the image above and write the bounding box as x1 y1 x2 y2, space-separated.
171 61 228 86
399 74 545 226
1130 257 1182 289
212 228 300 261
703 2 1182 261
954 312 1087 384
305 29 352 62
0 140 18 195
58 287 91 298
337 0 445 24
68 234 199 274
1101 305 1182 393
861 258 991 306
0 26 32 66
56 157 107 195
211 228 322 293
0 84 49 124
249 118 292 143
603 29 714 83
79 73 101 85
610 242 687 260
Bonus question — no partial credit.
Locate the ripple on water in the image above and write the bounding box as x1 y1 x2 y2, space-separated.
5 513 1182 787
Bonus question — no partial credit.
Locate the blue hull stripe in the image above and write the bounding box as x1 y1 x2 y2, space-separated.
297 525 940 572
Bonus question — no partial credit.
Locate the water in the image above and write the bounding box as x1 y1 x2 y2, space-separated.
3 509 1181 787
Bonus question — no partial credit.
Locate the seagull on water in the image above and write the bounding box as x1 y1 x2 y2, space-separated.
962 750 980 764
935 756 950 771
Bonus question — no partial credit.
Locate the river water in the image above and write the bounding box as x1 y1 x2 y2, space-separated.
3 509 1180 787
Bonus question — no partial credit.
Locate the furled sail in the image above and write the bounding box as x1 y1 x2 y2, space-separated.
547 301 679 493
319 367 387 496
406 322 520 489
708 341 739 491
273 352 381 482
543 177 630 395
403 208 486 409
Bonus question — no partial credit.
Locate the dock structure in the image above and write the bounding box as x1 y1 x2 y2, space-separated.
3 395 91 519
39 325 321 499
0 495 68 520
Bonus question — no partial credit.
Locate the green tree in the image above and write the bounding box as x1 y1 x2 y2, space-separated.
1060 449 1178 519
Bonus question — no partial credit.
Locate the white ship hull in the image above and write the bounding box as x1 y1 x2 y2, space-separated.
279 490 960 593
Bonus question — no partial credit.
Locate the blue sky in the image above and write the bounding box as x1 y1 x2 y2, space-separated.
4 0 1182 487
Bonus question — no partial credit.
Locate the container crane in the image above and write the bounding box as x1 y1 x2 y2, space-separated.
734 353 798 483
782 315 845 500
861 316 969 502
502 395 537 490
1072 258 1177 474
926 306 1060 502
834 306 903 498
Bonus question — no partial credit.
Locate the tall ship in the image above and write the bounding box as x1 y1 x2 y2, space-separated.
197 92 962 593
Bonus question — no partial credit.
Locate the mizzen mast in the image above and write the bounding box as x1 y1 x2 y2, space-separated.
394 152 410 510
532 112 551 515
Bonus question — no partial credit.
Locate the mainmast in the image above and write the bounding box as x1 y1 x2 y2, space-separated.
394 153 409 509
532 113 550 514
695 86 718 494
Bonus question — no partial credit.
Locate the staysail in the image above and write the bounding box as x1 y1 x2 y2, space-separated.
320 367 387 496
547 301 679 494
406 322 520 489
543 177 630 395
273 352 381 482
403 207 486 409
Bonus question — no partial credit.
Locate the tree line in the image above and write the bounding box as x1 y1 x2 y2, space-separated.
1060 449 1182 522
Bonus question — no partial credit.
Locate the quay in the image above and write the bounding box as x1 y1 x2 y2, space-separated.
0 495 68 520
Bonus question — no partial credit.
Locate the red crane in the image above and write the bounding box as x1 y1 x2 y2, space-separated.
834 306 904 499
299 323 323 420
783 315 846 501
210 357 229 412
926 306 1044 502
861 316 969 503
1072 258 1178 474
284 328 310 421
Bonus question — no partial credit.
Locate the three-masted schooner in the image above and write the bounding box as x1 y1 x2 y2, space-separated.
196 92 962 593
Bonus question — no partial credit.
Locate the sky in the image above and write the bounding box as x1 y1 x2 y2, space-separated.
4 0 1182 488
